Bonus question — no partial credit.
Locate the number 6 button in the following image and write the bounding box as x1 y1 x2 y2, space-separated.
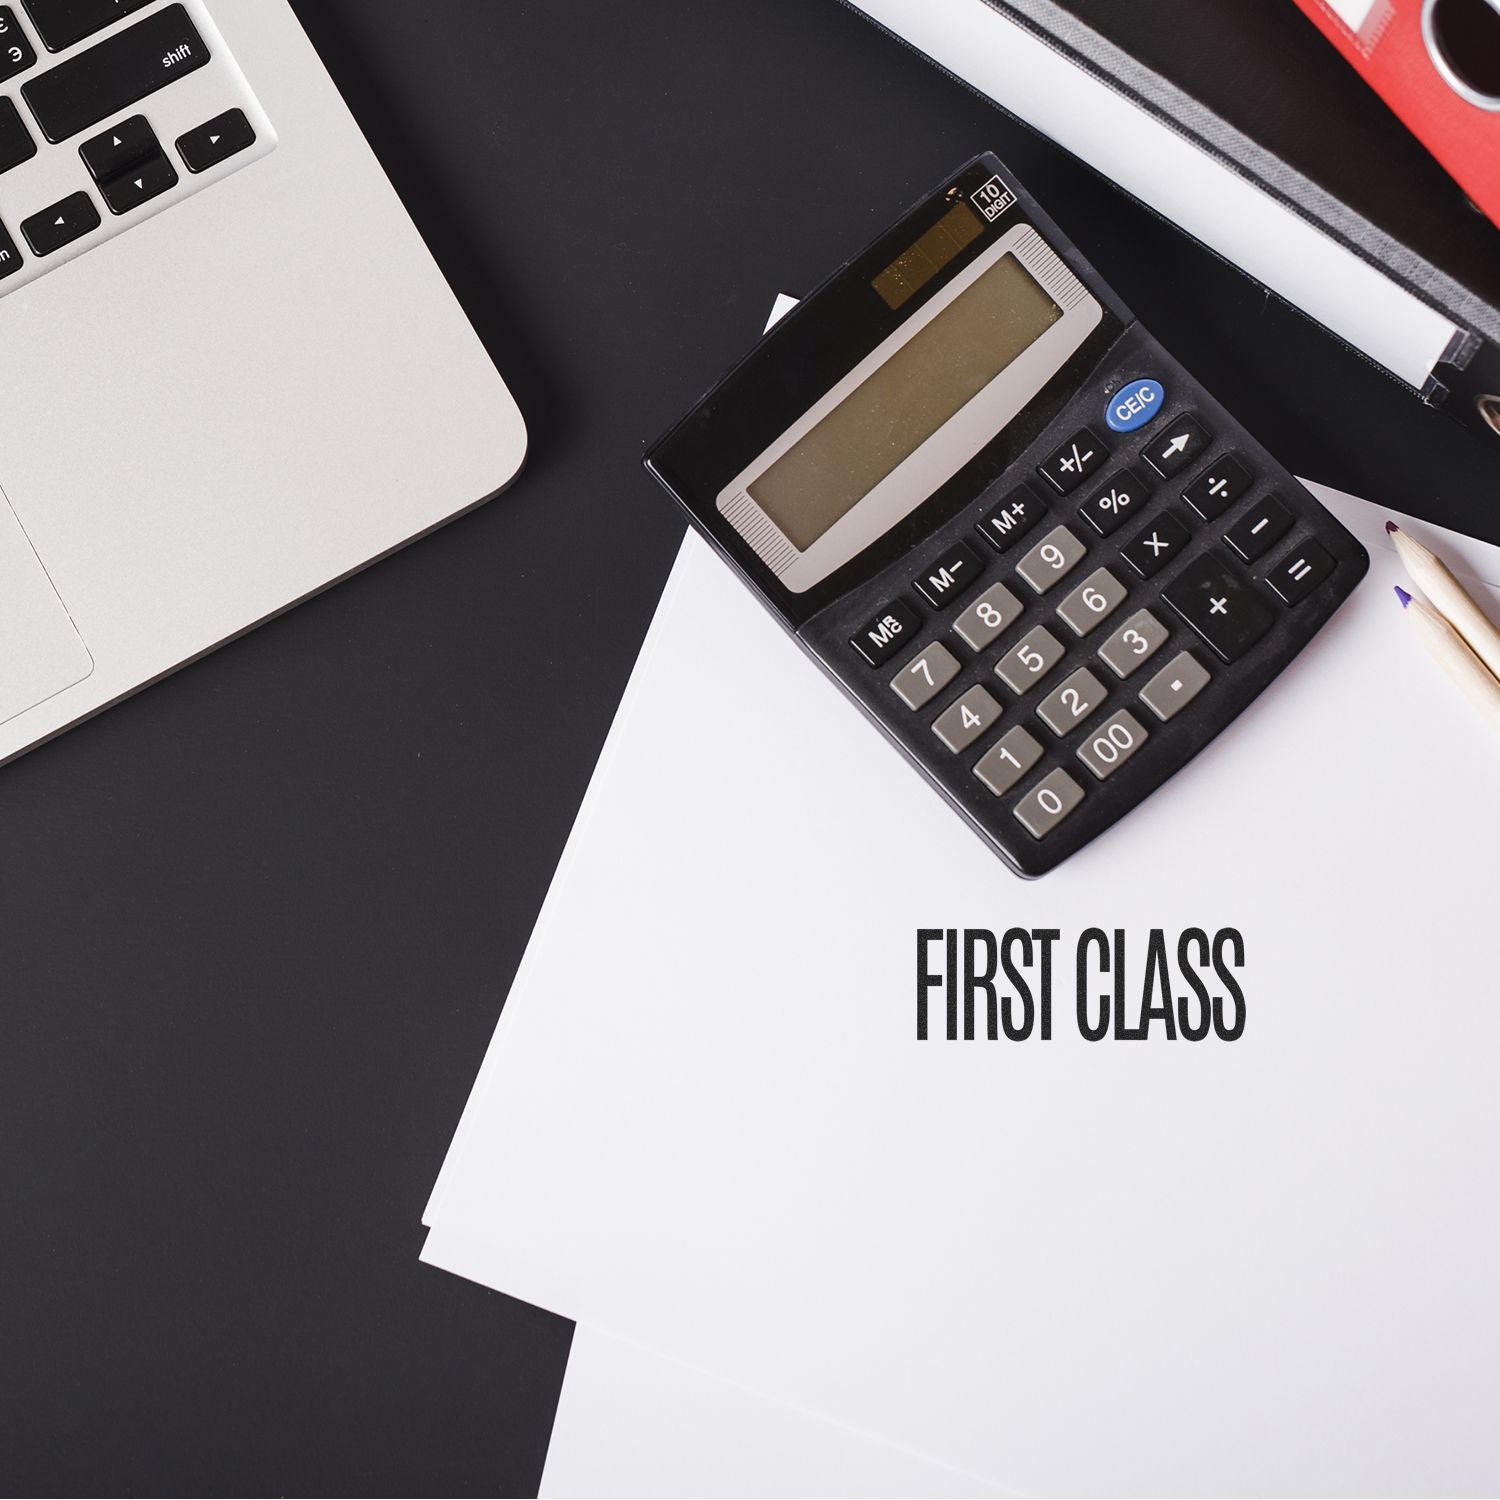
891 642 960 710
1055 567 1126 635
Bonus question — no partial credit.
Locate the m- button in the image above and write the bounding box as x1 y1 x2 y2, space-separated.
913 541 981 608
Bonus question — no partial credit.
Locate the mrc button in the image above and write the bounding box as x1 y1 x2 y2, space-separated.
1104 378 1164 433
851 599 920 667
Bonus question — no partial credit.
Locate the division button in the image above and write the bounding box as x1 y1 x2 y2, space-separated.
913 540 982 608
1103 377 1165 433
995 625 1065 694
79 112 157 180
20 189 99 254
1139 651 1211 721
0 95 36 174
1038 426 1108 493
176 107 255 173
1142 415 1211 478
1036 667 1106 737
1120 511 1190 579
1013 767 1085 839
1183 455 1252 521
1265 539 1335 606
1077 708 1149 780
891 641 960 711
1015 523 1086 594
1162 552 1273 663
976 483 1044 554
1097 608 1169 679
850 599 920 667
932 685 1002 754
974 725 1043 796
0 217 22 278
1055 566 1127 636
952 581 1023 652
1224 494 1293 563
1078 466 1150 537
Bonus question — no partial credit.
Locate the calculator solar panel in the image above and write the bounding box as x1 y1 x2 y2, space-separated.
646 153 1368 876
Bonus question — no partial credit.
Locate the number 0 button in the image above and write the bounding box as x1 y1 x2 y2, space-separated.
891 642 960 710
1014 768 1085 839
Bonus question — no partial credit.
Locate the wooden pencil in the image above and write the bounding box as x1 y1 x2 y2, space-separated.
1395 586 1500 737
1387 521 1500 683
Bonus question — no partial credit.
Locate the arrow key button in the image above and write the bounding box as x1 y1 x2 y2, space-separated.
1142 415 1211 479
176 108 255 173
99 149 177 214
80 114 158 181
21 191 100 255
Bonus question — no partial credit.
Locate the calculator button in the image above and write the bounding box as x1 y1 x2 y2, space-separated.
1120 512 1190 579
1014 768 1085 839
977 485 1045 554
1224 495 1293 563
1142 415 1211 479
1077 709 1149 780
851 599 920 667
932 685 1002 754
1139 652 1211 721
1038 427 1107 493
1078 467 1149 537
914 540 982 608
1055 567 1127 636
952 582 1023 651
1015 524 1086 594
1265 540 1335 606
1162 553 1274 663
1097 609 1169 679
1104 378 1165 434
1037 667 1106 736
1183 456 1252 521
995 625 1065 693
891 642 960 710
974 726 1043 796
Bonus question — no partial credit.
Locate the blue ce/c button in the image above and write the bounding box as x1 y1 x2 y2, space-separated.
1105 378 1165 433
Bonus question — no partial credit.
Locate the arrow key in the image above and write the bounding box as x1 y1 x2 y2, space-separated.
80 114 158 182
21 191 100 256
1142 415 1211 479
177 108 255 173
99 149 177 214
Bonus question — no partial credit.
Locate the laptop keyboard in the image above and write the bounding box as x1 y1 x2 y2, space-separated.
0 0 271 293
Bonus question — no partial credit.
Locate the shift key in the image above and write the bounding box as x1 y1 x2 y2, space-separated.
22 5 208 144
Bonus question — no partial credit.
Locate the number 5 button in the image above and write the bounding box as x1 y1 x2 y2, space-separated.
891 642 960 710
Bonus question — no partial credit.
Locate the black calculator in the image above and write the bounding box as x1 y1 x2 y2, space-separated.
645 154 1368 876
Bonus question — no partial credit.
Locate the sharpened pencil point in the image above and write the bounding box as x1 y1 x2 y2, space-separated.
1386 521 1400 534
1395 586 1413 608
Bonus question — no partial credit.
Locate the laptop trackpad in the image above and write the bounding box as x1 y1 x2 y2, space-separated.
0 490 92 728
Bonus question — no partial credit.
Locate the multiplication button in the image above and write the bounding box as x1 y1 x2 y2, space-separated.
850 598 920 667
1120 512 1189 579
977 484 1045 554
1038 427 1107 493
1014 768 1085 839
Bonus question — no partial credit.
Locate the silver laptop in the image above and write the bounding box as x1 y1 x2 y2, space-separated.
0 0 527 764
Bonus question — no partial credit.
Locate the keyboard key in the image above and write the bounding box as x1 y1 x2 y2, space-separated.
1121 511 1190 579
0 216 21 278
891 642 960 711
0 94 35 173
177 107 255 173
1037 667 1106 736
1055 566 1127 636
1139 651 1211 721
1265 539 1335 606
21 189 98 254
1142 415 1211 478
850 599 920 668
1183 455 1252 521
1162 552 1274 663
932 685 1001 754
98 148 175 213
1078 466 1149 537
21 0 153 51
1038 426 1107 493
0 7 37 81
913 540 982 608
1103 377 1165 434
1014 768 1085 839
995 625 1065 693
79 112 156 179
974 726 1043 796
1097 609 1168 679
976 484 1045 554
952 581 1022 652
1077 709 1149 780
1015 524 1086 593
1224 494 1293 563
22 5 208 144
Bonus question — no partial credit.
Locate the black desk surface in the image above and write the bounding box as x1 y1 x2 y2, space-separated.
5 3 1497 1495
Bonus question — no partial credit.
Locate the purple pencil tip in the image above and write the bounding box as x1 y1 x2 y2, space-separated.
1395 586 1413 608
1385 520 1401 534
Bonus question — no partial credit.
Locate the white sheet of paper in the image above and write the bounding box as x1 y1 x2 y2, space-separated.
425 486 1500 1495
542 1327 1009 1498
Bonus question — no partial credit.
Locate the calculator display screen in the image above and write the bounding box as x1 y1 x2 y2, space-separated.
747 258 1062 551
